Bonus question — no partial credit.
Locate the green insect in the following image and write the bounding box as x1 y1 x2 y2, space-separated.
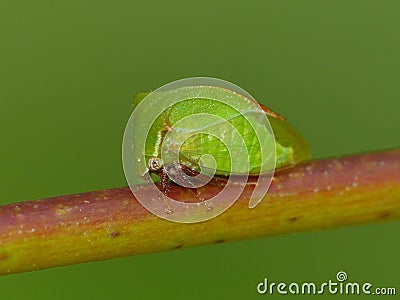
131 86 310 201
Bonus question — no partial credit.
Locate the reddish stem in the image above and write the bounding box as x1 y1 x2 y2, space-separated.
1 149 399 275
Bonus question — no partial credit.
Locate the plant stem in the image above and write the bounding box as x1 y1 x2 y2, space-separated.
1 149 399 276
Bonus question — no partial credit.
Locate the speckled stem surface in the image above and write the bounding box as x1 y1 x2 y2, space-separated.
1 149 399 275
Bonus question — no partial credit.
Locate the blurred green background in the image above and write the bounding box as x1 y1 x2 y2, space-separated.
1 0 399 299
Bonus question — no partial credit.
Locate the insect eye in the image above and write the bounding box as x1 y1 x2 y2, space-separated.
148 158 163 171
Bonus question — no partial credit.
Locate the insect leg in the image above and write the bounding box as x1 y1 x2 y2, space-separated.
159 168 173 214
180 164 213 211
